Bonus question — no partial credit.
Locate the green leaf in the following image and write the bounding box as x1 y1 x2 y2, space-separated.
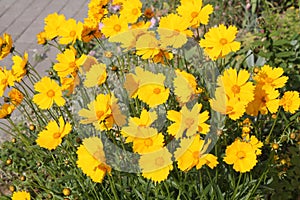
276 51 295 57
273 39 291 46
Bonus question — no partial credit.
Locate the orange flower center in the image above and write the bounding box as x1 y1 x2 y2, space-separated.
97 163 108 171
47 90 55 97
261 96 268 103
70 30 76 37
132 8 139 15
53 132 61 139
155 156 165 166
226 106 233 113
1 78 7 85
153 88 161 94
237 151 246 159
219 38 228 45
69 61 77 69
265 77 273 83
114 24 121 32
185 118 195 128
198 126 203 132
192 151 200 159
96 111 104 119
191 11 198 18
144 138 153 146
231 85 240 94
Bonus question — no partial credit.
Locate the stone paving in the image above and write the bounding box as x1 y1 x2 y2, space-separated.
0 0 90 142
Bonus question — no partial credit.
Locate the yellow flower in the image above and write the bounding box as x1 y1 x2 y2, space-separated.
36 31 47 45
81 25 102 42
0 103 14 119
137 84 170 108
167 103 209 138
135 31 161 59
36 117 72 150
173 69 202 104
11 52 28 82
101 15 129 38
280 91 300 114
0 68 15 97
11 191 30 200
44 13 66 40
57 18 83 44
177 0 213 27
254 65 288 91
217 68 255 104
53 48 87 78
32 77 65 109
174 134 218 172
157 13 193 48
139 148 173 183
84 63 107 88
76 137 111 183
60 75 79 96
78 94 114 130
249 135 263 155
224 139 257 173
119 0 142 23
210 87 246 120
0 33 13 60
132 133 165 154
8 88 24 106
246 85 280 116
199 24 241 60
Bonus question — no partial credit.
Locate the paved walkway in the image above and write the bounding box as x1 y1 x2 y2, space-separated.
0 0 90 142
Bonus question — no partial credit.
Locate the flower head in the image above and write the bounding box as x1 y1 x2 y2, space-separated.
84 63 107 88
12 191 30 200
101 15 129 38
32 77 66 109
119 0 142 23
44 13 66 40
280 91 300 114
76 137 111 183
11 52 28 82
36 117 72 150
8 88 24 106
0 103 14 119
0 33 13 60
200 24 241 60
57 18 83 44
224 139 258 173
0 68 15 96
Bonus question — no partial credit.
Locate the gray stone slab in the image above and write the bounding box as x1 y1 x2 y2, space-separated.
0 0 17 18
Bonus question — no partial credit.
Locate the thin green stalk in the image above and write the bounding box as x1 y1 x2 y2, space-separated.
231 173 242 200
107 174 119 200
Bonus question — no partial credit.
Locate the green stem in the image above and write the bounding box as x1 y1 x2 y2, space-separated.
231 173 242 200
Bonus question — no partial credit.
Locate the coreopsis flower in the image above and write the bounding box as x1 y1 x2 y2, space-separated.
32 77 66 109
135 31 161 58
78 94 114 130
84 63 107 88
246 85 280 116
199 24 241 60
86 0 108 27
76 137 111 183
167 103 210 138
57 18 83 44
0 103 14 119
101 15 129 38
60 75 79 96
0 33 13 60
44 13 66 40
8 88 24 106
36 117 72 150
248 135 263 155
131 133 165 154
11 52 28 82
53 48 87 78
137 84 170 108
11 191 30 200
0 68 15 97
139 148 173 183
36 31 47 45
176 0 213 28
253 65 288 91
144 8 155 19
223 139 258 173
81 25 102 43
119 0 142 23
210 87 246 120
174 134 218 172
280 91 300 114
158 13 193 48
173 69 202 104
217 68 255 104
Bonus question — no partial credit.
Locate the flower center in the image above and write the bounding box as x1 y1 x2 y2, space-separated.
114 24 121 32
132 8 139 15
70 30 76 37
69 61 77 69
231 85 240 94
219 38 228 45
261 96 268 103
191 11 198 18
155 156 164 166
97 163 108 171
1 78 7 85
185 118 195 128
153 88 161 94
265 77 273 83
237 151 246 159
47 90 55 97
226 106 233 113
53 132 61 139
144 138 153 146
192 151 200 159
